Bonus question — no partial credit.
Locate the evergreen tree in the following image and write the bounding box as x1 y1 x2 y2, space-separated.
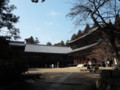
25 36 40 44
34 37 40 44
77 30 83 37
60 41 65 46
66 40 70 46
83 24 90 34
71 34 77 40
46 42 52 46
0 0 20 39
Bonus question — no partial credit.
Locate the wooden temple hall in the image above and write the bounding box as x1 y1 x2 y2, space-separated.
9 42 73 68
68 27 104 66
9 41 99 68
8 25 120 68
68 27 120 67
2 15 120 68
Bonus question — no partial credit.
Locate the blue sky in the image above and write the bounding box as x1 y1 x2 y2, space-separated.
9 0 83 44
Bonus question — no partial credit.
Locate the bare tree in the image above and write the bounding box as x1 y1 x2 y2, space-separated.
67 0 120 27
67 0 120 62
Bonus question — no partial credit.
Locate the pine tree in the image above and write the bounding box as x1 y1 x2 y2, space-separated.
0 0 20 39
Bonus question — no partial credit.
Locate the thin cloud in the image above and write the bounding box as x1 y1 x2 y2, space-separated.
40 35 60 44
44 21 54 26
35 27 43 31
48 11 59 17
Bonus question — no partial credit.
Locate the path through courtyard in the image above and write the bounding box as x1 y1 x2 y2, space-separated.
20 67 100 90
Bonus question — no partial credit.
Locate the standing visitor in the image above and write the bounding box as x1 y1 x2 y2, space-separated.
106 60 110 67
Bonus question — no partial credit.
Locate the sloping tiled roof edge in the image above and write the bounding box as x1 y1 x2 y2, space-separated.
68 27 98 44
68 41 100 54
9 42 25 46
25 44 72 54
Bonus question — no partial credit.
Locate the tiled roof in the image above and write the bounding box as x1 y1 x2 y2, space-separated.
9 42 25 46
68 42 99 53
9 41 101 54
68 27 98 44
25 44 72 54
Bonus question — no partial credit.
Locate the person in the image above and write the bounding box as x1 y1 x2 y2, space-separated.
114 58 117 66
106 60 110 67
51 64 54 68
87 65 90 70
87 65 93 73
93 65 99 73
109 59 113 67
102 61 105 67
88 61 92 66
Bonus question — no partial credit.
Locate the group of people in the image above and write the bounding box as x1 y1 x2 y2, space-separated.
87 65 99 73
86 59 117 73
106 59 113 67
102 59 114 67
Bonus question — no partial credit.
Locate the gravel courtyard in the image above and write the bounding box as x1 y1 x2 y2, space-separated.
21 67 100 90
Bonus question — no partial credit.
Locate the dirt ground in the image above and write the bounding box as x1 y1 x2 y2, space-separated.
21 67 100 90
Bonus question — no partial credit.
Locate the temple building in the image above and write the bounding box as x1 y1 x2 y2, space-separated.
68 26 108 66
1 15 120 68
68 16 120 66
8 23 120 68
9 41 73 68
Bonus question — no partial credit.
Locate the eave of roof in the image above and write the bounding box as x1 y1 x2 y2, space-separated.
25 44 72 54
68 42 99 54
9 42 25 47
68 27 98 44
